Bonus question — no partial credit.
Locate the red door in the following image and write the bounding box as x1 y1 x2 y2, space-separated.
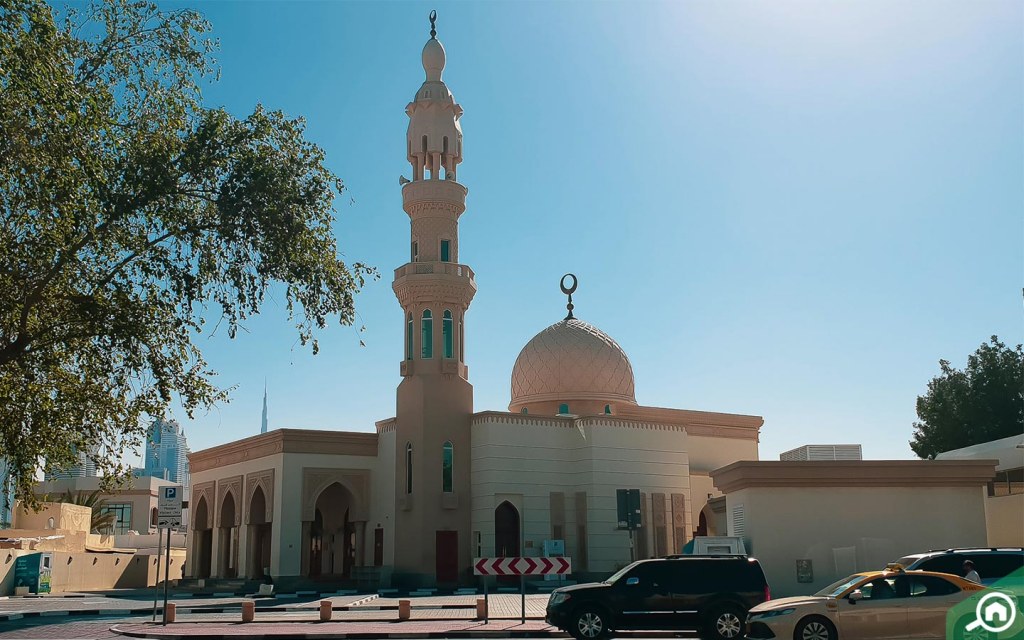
435 531 459 585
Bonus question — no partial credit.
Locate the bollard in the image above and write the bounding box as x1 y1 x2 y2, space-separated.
319 599 332 622
241 600 255 623
398 599 411 621
476 598 487 620
165 602 176 624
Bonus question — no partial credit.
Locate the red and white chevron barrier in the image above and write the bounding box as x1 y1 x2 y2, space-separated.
473 556 572 576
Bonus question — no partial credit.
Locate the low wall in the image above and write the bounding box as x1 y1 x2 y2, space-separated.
987 493 1024 547
0 548 186 595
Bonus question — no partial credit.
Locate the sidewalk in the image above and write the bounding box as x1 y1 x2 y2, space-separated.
111 619 566 639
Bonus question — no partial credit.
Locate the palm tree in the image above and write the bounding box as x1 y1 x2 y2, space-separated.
59 490 116 534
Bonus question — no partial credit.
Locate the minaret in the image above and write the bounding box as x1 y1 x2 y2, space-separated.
391 11 476 586
261 384 268 434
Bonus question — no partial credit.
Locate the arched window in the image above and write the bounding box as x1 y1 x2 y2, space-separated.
441 441 454 493
520 408 528 414
421 135 428 153
443 310 453 358
421 310 433 359
406 313 413 361
405 442 413 495
559 403 569 415
459 318 464 361
604 404 612 415
411 241 418 262
440 239 450 262
443 136 449 154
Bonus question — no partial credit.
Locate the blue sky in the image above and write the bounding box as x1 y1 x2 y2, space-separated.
135 1 1020 464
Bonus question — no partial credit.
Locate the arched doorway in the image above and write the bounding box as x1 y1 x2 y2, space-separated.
307 482 356 579
495 501 520 586
247 486 272 579
192 497 213 578
494 501 520 557
218 492 238 578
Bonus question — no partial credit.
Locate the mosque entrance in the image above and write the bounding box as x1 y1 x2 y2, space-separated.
247 485 272 579
494 502 520 585
307 482 357 578
192 496 213 579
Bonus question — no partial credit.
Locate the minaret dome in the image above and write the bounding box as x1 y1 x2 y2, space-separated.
422 38 445 82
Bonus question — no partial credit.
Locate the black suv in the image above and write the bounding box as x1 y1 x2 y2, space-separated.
894 547 1024 585
545 556 770 640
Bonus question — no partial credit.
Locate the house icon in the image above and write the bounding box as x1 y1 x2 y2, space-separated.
983 600 1010 623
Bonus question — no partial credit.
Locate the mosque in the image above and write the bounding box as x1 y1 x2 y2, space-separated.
186 16 763 587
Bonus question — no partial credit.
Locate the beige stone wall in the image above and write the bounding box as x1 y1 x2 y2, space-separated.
986 493 1024 547
0 549 185 595
13 503 92 533
726 485 989 598
471 413 690 575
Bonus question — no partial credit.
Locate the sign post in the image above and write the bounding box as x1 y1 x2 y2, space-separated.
157 486 182 626
474 556 572 622
616 489 642 562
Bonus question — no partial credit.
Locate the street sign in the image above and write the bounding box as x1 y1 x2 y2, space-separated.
157 485 183 528
616 488 642 530
473 556 571 576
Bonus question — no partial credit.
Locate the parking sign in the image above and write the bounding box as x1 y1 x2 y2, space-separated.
157 485 183 528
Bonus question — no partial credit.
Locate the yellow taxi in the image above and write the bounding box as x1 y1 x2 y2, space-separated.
745 565 985 640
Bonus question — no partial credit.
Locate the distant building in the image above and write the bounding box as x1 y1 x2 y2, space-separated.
141 418 190 487
261 386 269 434
780 444 863 461
44 445 99 480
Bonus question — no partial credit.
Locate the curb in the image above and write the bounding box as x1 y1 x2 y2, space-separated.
0 607 155 622
109 626 570 639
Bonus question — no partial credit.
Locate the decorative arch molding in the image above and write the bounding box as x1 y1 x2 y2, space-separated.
245 469 275 525
300 468 371 522
191 482 215 531
216 475 243 527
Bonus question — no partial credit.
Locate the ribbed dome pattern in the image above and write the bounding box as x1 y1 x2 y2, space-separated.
511 318 636 407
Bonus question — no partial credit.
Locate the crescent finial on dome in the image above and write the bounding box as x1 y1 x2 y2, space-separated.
560 273 577 320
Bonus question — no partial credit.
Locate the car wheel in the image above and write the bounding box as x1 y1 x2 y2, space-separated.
570 606 610 640
794 616 837 640
706 603 745 640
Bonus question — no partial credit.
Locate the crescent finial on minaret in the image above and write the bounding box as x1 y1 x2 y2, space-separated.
429 10 437 39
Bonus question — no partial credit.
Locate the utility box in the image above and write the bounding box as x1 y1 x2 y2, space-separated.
13 552 53 594
542 539 566 582
687 536 747 556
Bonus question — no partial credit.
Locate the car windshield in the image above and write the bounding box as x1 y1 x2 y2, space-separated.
604 561 642 584
815 574 867 597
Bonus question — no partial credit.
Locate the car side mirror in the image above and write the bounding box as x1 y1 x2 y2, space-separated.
626 577 640 586
847 590 863 604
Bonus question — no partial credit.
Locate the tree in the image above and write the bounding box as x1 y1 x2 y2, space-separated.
910 336 1024 459
58 489 116 534
0 0 375 507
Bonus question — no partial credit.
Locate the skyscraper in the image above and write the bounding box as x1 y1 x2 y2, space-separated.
142 418 190 487
261 385 268 434
44 445 99 480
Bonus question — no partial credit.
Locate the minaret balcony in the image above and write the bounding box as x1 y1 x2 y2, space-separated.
392 261 477 310
394 261 475 282
402 179 467 216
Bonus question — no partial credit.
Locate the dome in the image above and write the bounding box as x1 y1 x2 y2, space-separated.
510 318 637 412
